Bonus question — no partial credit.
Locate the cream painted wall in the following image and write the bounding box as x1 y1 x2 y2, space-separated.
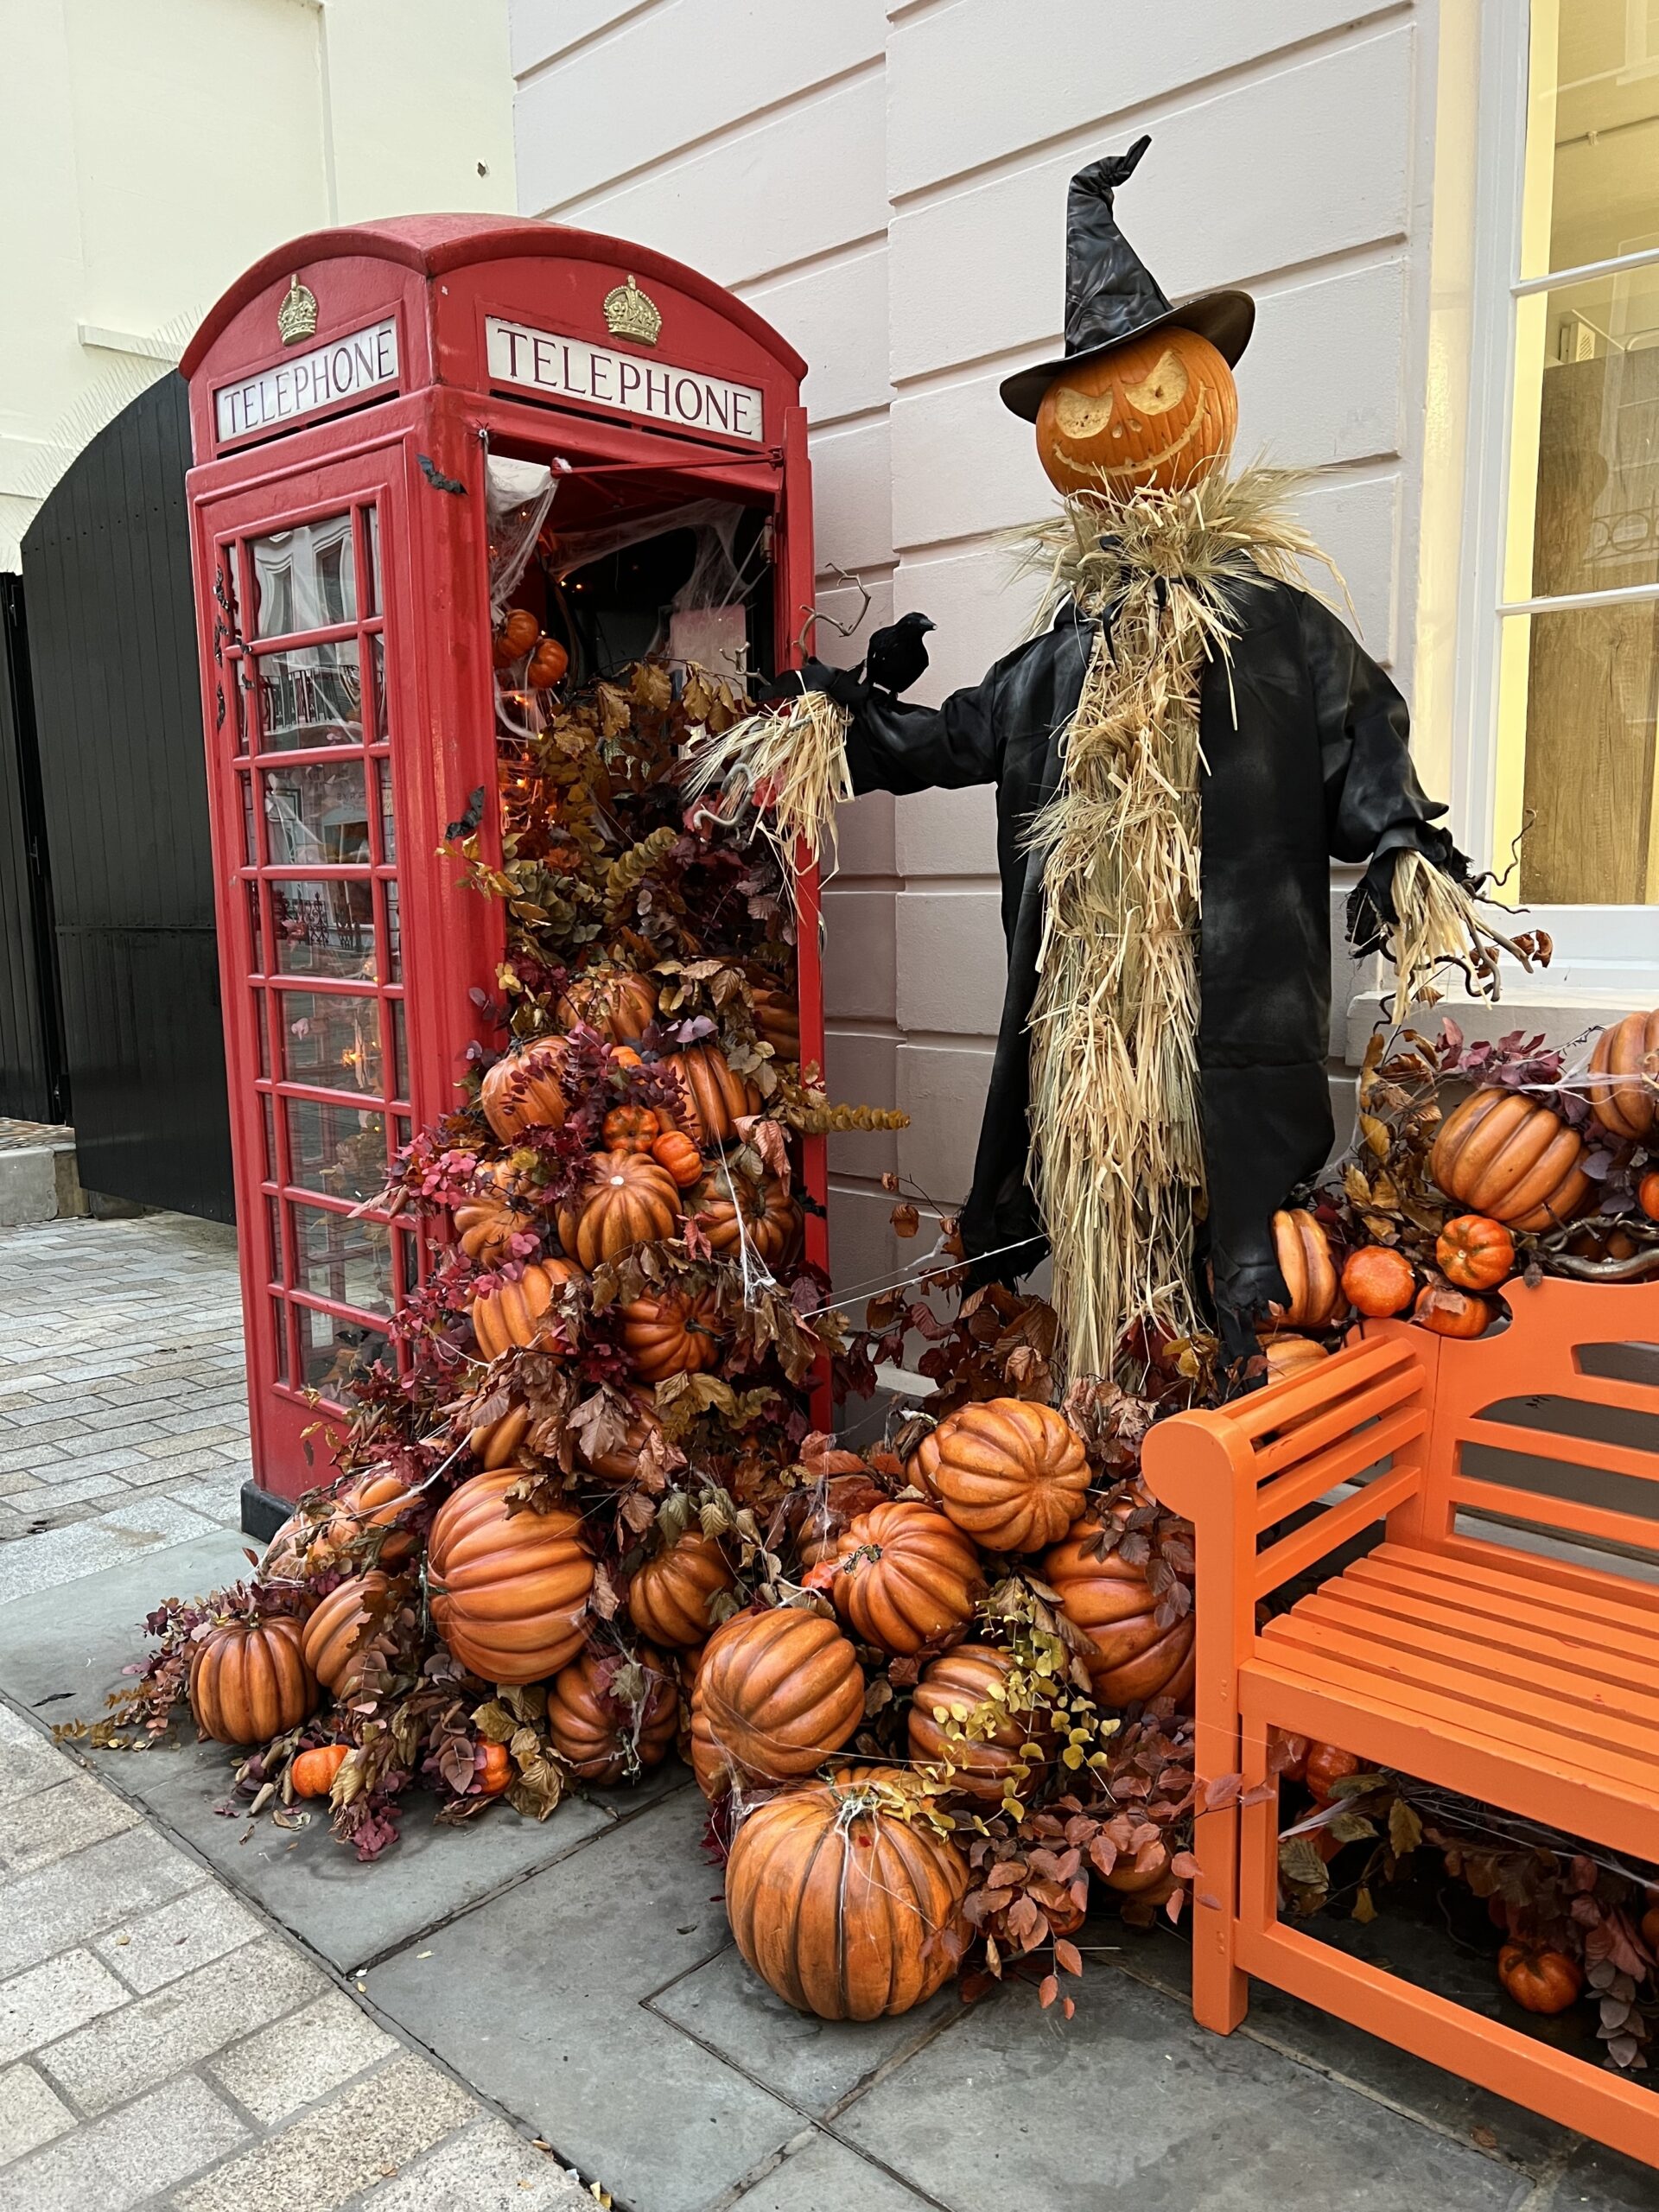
0 0 518 569
509 0 1453 1293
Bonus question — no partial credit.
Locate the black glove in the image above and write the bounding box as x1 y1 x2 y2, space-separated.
755 658 869 712
1345 828 1471 955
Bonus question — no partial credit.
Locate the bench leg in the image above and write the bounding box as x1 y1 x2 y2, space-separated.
1190 1799 1248 2032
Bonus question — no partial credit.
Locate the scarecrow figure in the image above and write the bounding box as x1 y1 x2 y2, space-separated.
692 136 1522 1377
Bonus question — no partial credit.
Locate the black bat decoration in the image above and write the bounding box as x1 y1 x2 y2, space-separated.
417 454 467 496
861 611 935 696
445 785 486 841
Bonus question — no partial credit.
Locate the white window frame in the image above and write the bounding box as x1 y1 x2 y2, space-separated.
1452 0 1659 1004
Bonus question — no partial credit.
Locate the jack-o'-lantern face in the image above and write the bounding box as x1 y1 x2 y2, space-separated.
1035 324 1237 499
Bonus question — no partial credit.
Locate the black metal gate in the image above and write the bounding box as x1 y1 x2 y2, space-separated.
21 372 233 1220
0 575 61 1122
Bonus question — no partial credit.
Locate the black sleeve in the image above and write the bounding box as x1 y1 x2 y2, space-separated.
1295 594 1469 948
797 654 1009 798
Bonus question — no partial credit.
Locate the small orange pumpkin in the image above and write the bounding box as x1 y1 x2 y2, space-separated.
480 1036 569 1142
1430 1088 1588 1230
907 1643 1049 1803
689 1170 798 1268
452 1163 531 1267
527 637 569 690
1262 1335 1330 1382
1035 323 1238 498
1497 1943 1582 2016
1413 1282 1492 1339
291 1744 350 1799
323 1470 424 1567
601 1104 660 1154
748 982 800 1062
651 1129 702 1188
467 1400 531 1471
545 1646 678 1783
1268 1210 1342 1331
925 1397 1090 1554
1305 1743 1360 1803
1435 1214 1516 1293
469 1258 581 1362
581 1385 664 1484
556 1151 681 1269
830 1501 985 1656
1042 1516 1195 1708
1641 1173 1659 1223
494 607 539 664
619 1286 724 1382
1340 1245 1415 1319
300 1570 392 1695
473 1741 512 1797
556 969 658 1043
1588 1008 1659 1141
662 1045 760 1149
692 1608 864 1796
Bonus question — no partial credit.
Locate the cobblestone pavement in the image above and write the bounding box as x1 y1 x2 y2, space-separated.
0 1212 591 2211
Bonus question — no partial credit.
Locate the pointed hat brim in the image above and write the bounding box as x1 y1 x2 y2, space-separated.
998 287 1255 422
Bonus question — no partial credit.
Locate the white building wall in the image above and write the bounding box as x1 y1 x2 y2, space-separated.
0 0 518 571
511 0 1448 1290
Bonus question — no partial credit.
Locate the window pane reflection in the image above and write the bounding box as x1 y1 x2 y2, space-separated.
251 515 357 639
278 991 382 1094
293 1203 393 1317
270 877 376 981
286 1096 387 1202
256 639 362 751
300 1305 389 1397
264 760 370 866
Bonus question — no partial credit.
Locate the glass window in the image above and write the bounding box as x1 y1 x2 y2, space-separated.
371 633 386 740
254 639 362 752
263 760 370 867
251 515 358 639
1495 0 1659 901
239 772 258 867
300 1304 389 1397
245 881 264 975
384 879 402 982
292 1203 394 1316
388 996 409 1103
278 990 382 1094
270 877 376 982
286 1096 387 1203
375 758 396 862
271 1298 290 1386
365 505 382 617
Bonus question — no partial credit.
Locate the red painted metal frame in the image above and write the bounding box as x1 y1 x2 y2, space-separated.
183 219 823 1503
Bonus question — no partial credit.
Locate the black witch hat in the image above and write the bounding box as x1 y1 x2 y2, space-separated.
1000 135 1254 422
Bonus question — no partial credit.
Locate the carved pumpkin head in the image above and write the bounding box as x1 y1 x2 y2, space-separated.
1034 324 1237 499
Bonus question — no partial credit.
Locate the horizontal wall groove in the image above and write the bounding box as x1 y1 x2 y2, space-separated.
513 0 671 89
731 230 888 298
896 875 998 896
886 4 1413 213
807 401 893 436
531 53 887 229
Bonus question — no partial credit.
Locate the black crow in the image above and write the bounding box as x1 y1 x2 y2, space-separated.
861 611 935 696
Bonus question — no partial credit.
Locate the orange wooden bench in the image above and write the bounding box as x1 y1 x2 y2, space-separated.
1141 1276 1659 2167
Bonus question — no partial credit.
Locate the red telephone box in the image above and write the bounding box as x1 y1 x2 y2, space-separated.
180 217 823 1514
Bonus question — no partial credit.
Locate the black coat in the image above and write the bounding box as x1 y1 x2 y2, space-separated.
810 573 1452 1349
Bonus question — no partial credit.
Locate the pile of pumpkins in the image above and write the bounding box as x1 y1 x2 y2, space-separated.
184 967 1197 2024
1263 1007 1659 1376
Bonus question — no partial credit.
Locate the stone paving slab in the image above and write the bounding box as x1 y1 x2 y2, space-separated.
728 2130 933 2212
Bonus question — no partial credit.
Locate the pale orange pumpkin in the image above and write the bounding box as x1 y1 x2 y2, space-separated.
628 1531 735 1646
1035 324 1238 498
301 1570 392 1694
1435 1215 1516 1293
427 1471 594 1684
1589 1008 1659 1141
661 1046 760 1149
188 1618 317 1746
555 970 659 1043
1429 1089 1589 1231
545 1646 678 1783
1268 1210 1342 1332
925 1398 1090 1554
689 1170 797 1268
829 1500 985 1656
748 982 800 1062
556 1151 680 1269
1413 1283 1492 1339
619 1287 725 1382
467 1399 531 1471
691 1608 864 1796
651 1130 703 1189
452 1163 531 1266
469 1258 581 1361
1340 1245 1415 1319
480 1037 568 1142
1262 1334 1330 1382
1043 1514 1195 1708
907 1643 1051 1803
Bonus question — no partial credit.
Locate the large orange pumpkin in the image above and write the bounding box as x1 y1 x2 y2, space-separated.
692 1607 863 1794
1429 1088 1589 1230
830 1501 985 1656
796 1471 889 1571
907 1644 1050 1803
1435 1214 1516 1293
619 1286 724 1381
906 1429 942 1501
1340 1245 1415 1319
301 1571 392 1695
1042 1516 1195 1708
926 1398 1090 1554
556 1151 680 1269
480 1036 568 1142
545 1646 678 1783
628 1530 735 1646
1268 1210 1342 1331
1589 1008 1659 1141
453 1164 531 1266
427 1471 594 1684
469 1258 581 1361
555 969 659 1043
189 1618 317 1746
725 1768 969 2020
1034 324 1238 498
662 1045 760 1148
748 982 800 1062
690 1171 797 1268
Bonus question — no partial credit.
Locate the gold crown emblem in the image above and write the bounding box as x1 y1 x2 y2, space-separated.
276 274 318 346
602 274 662 347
